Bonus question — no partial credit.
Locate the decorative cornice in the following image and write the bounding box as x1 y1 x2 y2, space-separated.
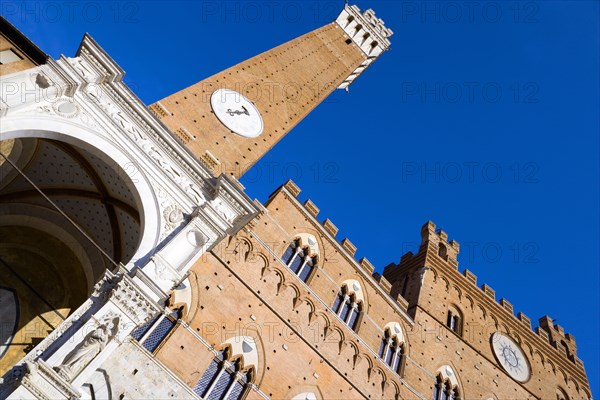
110 270 162 325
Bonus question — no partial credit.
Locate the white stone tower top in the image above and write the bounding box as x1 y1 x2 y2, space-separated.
336 4 393 90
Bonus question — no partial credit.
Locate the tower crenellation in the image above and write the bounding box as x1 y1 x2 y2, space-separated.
335 5 393 90
385 219 586 381
419 221 461 267
539 316 579 362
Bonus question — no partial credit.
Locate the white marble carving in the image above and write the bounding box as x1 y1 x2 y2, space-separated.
53 316 119 381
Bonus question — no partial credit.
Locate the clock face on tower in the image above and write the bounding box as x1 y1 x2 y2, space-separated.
490 332 531 382
210 89 264 138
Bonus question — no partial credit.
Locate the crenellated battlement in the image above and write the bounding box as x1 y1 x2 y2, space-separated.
538 316 579 362
419 221 460 268
272 185 585 384
383 220 584 371
452 254 581 364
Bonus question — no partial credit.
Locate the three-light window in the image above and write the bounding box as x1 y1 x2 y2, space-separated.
378 325 405 375
331 285 362 331
131 309 181 353
193 349 252 400
433 375 461 400
281 239 316 283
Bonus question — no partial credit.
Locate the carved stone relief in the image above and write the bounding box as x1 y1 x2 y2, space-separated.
53 316 119 381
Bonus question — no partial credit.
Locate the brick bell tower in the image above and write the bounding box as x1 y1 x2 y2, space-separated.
150 4 392 178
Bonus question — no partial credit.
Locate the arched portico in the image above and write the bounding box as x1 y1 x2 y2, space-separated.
0 115 162 375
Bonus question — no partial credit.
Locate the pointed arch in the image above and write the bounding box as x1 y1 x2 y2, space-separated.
436 364 461 389
267 266 286 294
281 234 320 283
169 277 192 319
450 284 462 300
256 252 270 277
294 296 316 324
339 339 361 370
557 367 568 384
311 310 331 335
331 279 366 331
231 235 253 263
223 336 261 373
476 303 487 319
556 385 569 400
441 276 450 291
511 331 523 345
186 271 202 322
533 350 556 368
522 341 533 357
464 294 474 310
582 388 591 400
446 304 464 336
359 351 374 379
339 279 366 306
345 340 360 359
434 364 463 400
192 344 254 400
489 314 499 330
567 377 580 394
427 266 439 283
545 356 555 371
325 324 346 346
282 281 301 306
379 322 407 375
388 380 401 400
295 233 321 259
371 365 388 393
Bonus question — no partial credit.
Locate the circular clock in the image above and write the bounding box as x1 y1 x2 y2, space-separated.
490 332 531 382
210 89 264 138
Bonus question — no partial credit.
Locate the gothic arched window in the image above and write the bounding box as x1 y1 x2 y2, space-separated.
193 349 253 400
281 238 317 283
331 282 363 331
433 374 461 400
131 308 181 353
378 323 406 376
446 306 462 336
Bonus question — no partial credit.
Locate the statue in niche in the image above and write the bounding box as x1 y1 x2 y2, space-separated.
53 316 119 381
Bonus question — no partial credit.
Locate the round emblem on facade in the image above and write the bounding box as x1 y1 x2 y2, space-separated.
210 89 264 138
490 332 531 382
52 100 79 118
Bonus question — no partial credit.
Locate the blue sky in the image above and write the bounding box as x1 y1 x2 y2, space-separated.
2 0 598 396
